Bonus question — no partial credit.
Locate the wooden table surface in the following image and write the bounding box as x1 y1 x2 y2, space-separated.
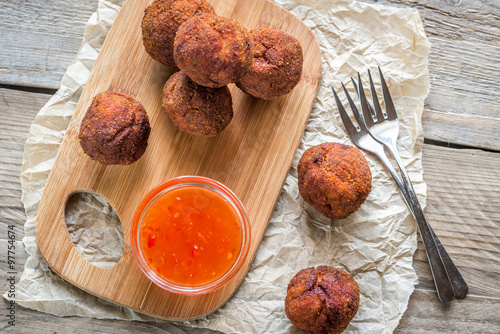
1 0 499 333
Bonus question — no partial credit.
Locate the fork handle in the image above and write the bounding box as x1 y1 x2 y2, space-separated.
374 146 456 302
389 146 469 299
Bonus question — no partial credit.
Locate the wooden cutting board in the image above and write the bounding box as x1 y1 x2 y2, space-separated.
35 0 321 320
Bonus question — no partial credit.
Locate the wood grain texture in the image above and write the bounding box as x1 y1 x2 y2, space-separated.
425 37 500 120
367 0 500 46
412 145 500 300
422 108 500 151
396 289 500 334
0 88 49 229
34 0 322 320
0 0 98 88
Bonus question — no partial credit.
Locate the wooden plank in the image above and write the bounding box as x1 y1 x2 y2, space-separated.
0 88 49 228
415 145 500 298
0 87 50 299
0 0 98 88
422 108 500 151
425 37 500 120
397 145 500 333
0 28 85 89
396 289 500 333
0 299 222 334
360 0 500 46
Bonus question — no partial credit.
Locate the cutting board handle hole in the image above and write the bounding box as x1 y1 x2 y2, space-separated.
65 192 124 268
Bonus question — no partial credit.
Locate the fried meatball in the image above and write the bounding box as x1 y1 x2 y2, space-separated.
236 28 303 100
79 91 151 165
174 14 253 88
298 143 372 219
285 266 360 334
141 0 215 67
162 71 233 136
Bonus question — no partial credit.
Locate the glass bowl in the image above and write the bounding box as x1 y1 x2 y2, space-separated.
131 175 251 295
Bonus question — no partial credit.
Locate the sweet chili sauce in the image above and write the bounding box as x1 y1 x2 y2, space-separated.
139 186 243 287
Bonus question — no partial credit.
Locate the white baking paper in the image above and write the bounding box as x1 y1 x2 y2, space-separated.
7 0 430 333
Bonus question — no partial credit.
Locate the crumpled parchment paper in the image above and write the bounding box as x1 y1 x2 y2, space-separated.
8 0 430 332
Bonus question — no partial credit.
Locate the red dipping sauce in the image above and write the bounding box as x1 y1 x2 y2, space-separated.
131 176 250 295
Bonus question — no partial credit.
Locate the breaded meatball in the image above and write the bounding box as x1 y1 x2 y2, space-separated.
298 143 372 219
285 266 360 334
174 14 253 88
79 91 151 165
141 0 215 67
237 28 303 100
162 71 233 136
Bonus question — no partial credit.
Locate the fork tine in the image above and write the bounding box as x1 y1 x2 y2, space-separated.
350 77 358 95
355 73 374 129
332 87 359 137
368 69 386 121
341 82 367 133
351 76 377 123
378 66 397 120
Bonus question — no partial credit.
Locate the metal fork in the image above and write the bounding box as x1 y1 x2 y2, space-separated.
351 68 469 300
332 69 468 302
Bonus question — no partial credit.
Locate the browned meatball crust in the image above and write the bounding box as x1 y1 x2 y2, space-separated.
174 14 253 88
162 71 233 136
285 266 360 334
236 28 303 100
141 0 215 67
79 91 151 165
298 143 372 219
